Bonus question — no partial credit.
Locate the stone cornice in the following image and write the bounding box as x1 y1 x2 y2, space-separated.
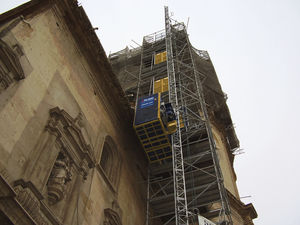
0 174 61 225
227 190 257 223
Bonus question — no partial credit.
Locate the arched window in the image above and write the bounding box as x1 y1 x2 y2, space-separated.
100 142 113 179
104 208 122 225
99 136 121 190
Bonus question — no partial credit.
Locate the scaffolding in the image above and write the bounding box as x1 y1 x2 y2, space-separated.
110 7 233 225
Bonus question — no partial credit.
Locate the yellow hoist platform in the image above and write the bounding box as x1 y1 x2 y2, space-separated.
134 93 174 162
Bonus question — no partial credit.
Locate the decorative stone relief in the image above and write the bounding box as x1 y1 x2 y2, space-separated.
104 208 122 225
47 152 72 205
14 184 50 225
74 112 84 127
45 107 95 182
74 111 92 148
40 107 96 216
0 161 11 184
9 107 96 225
0 39 24 93
112 200 123 219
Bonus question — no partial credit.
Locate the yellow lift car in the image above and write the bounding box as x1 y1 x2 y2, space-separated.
134 93 177 162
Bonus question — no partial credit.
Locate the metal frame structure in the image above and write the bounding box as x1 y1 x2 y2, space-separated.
110 7 233 225
165 6 189 225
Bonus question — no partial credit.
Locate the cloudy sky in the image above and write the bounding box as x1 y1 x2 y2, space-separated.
1 0 300 224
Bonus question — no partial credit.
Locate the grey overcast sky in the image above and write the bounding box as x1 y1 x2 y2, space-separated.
1 0 300 224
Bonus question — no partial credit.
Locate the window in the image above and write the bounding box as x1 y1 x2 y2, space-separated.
99 136 121 190
100 143 113 178
103 208 122 225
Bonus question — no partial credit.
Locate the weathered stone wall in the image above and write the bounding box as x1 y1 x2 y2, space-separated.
212 126 239 199
0 4 146 225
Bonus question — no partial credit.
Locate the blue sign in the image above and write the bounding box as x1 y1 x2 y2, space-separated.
140 96 155 109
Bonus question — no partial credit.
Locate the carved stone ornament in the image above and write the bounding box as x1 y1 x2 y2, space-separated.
0 39 24 92
104 208 122 225
45 107 96 204
47 107 95 163
14 184 50 225
1 107 96 225
47 152 72 205
112 200 123 219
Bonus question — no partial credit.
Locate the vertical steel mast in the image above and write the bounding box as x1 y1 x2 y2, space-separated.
165 6 189 225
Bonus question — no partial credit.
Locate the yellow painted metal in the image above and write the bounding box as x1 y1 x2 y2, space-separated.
167 120 177 134
157 92 161 120
154 51 167 65
133 93 172 163
154 77 169 94
179 115 184 128
134 119 172 163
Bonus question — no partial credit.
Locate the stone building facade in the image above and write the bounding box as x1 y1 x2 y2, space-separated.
0 0 257 224
0 0 147 224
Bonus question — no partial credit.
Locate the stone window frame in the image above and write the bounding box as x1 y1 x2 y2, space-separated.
0 38 24 92
97 136 122 193
0 107 96 225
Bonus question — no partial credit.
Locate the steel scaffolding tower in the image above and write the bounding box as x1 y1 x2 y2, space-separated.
110 7 233 225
